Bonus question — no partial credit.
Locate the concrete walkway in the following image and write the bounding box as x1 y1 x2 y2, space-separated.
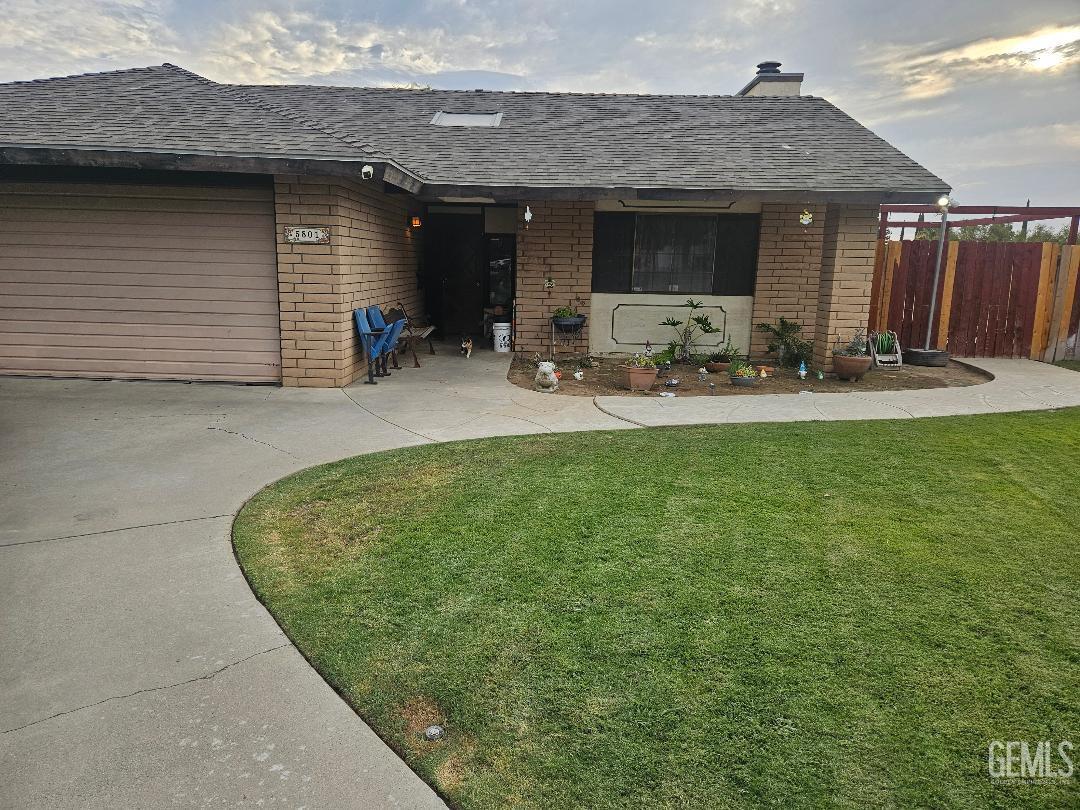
2 349 1078 808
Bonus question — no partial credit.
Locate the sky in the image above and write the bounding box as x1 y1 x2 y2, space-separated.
1 0 1078 207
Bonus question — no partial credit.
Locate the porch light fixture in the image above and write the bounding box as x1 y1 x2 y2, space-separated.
936 195 952 212
409 214 422 228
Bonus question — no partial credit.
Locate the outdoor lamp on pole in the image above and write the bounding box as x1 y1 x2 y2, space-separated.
924 195 953 350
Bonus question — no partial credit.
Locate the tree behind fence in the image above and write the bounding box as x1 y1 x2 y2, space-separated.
869 240 1080 360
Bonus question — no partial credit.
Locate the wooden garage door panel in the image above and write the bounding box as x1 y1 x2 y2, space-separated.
0 319 281 341
2 294 279 314
0 181 281 382
0 356 278 382
0 306 281 328
0 269 281 288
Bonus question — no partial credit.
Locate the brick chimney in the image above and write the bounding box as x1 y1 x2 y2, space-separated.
736 61 803 96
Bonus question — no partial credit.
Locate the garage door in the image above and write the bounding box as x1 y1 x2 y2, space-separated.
0 180 281 382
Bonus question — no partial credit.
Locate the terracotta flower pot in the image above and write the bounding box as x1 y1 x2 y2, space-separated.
833 354 872 381
705 361 730 373
619 365 657 391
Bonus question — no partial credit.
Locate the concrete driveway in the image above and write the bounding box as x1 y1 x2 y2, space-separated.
2 349 1078 807
0 349 622 808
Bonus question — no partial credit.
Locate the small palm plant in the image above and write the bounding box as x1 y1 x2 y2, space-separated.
660 299 720 362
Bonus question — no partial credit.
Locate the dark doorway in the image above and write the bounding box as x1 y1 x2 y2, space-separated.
423 207 516 339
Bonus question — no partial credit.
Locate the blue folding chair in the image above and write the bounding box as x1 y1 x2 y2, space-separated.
354 308 391 384
367 305 406 374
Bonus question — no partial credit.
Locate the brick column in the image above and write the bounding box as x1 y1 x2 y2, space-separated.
514 202 594 357
749 203 826 358
813 205 879 370
274 175 421 387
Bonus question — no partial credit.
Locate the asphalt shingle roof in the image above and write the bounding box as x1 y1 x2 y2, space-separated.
0 64 948 195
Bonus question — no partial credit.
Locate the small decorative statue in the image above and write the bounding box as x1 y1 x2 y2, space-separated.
534 361 559 393
573 370 584 380
697 367 707 382
460 337 473 358
644 340 654 358
798 360 807 380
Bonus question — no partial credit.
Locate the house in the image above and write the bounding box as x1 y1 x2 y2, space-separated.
0 61 948 386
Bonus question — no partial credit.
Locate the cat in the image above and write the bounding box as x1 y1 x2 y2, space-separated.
460 337 473 358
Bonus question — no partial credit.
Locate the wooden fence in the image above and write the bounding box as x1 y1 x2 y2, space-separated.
868 240 1080 360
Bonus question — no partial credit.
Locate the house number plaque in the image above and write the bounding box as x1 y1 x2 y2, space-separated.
284 226 330 244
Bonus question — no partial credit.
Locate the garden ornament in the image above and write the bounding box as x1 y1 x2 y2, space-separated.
534 361 559 393
697 367 707 382
798 360 807 380
573 370 584 380
423 725 445 741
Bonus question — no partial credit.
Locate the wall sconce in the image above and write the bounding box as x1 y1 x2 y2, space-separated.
409 214 422 228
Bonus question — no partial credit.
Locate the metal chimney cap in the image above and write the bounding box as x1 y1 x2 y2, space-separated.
756 61 783 74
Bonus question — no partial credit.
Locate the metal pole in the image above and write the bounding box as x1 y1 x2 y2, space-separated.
924 210 948 350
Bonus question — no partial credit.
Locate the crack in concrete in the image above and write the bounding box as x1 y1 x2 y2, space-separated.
0 514 232 549
849 394 917 419
340 389 437 442
206 425 299 459
1 644 291 735
590 397 649 428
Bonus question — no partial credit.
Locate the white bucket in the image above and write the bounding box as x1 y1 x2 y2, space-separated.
492 322 512 353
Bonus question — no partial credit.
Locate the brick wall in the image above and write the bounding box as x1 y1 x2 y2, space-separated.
749 203 826 357
813 205 879 369
274 175 421 387
514 202 594 357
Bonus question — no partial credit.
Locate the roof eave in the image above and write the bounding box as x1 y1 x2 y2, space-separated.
417 182 951 205
0 145 424 194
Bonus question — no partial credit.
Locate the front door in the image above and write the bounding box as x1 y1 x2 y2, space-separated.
425 212 485 337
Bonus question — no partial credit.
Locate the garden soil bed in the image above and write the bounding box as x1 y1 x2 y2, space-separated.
508 356 990 397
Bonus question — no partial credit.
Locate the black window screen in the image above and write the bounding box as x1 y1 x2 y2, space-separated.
592 212 759 295
591 213 635 292
632 215 717 293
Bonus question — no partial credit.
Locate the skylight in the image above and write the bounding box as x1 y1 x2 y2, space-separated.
430 111 503 128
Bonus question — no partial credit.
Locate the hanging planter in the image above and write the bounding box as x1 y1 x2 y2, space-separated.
552 306 587 333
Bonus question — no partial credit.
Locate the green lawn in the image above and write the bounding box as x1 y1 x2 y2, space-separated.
1054 360 1080 373
234 410 1080 809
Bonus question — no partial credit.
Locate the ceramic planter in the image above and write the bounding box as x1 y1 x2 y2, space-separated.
705 361 731 373
730 375 756 388
833 354 873 381
619 365 656 391
552 315 587 333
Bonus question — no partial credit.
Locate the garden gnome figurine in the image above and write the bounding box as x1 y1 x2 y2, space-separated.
534 361 559 393
798 360 807 380
644 341 653 358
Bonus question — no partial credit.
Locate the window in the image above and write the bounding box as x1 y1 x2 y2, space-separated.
592 212 760 295
430 111 503 127
633 215 717 293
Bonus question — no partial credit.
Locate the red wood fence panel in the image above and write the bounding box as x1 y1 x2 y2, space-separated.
869 239 1075 359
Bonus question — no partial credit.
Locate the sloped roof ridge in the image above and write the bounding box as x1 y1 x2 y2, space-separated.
160 64 423 180
238 80 825 101
2 65 161 87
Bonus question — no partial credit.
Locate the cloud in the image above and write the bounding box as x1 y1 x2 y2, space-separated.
195 9 545 85
867 24 1080 101
0 0 179 80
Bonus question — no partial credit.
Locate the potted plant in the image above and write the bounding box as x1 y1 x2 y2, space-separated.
729 362 758 388
833 330 872 381
705 340 740 373
552 305 587 333
618 353 657 391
